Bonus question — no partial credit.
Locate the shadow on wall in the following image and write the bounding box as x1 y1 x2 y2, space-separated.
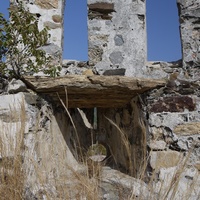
54 96 147 178
54 107 93 160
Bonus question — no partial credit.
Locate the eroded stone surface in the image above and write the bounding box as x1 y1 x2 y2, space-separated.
150 96 196 113
174 122 200 135
10 0 64 66
52 15 62 23
177 0 200 72
148 140 166 150
150 151 182 169
44 21 61 29
88 0 147 77
176 135 200 151
0 92 84 198
195 162 200 171
153 167 200 199
7 79 27 94
23 75 166 108
35 0 58 9
101 167 150 199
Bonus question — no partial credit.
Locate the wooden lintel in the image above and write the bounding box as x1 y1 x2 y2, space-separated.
23 75 166 108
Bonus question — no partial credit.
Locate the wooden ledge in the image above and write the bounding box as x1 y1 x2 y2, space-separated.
24 75 166 108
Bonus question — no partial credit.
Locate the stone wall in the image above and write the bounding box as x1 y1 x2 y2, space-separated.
145 61 200 188
145 64 200 198
143 0 200 195
88 0 147 77
177 0 200 72
145 0 200 165
10 0 65 66
3 0 200 198
0 92 83 198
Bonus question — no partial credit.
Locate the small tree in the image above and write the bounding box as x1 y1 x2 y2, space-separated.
0 3 60 78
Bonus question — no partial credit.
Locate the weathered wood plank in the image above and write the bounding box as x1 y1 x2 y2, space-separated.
24 75 166 108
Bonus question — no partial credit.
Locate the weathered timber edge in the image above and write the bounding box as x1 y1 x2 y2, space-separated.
23 75 166 108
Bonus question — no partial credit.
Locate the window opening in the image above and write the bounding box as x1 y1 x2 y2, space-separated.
63 0 88 61
146 0 182 61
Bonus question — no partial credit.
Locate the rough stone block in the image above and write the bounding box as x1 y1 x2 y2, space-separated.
150 127 164 140
88 2 115 13
195 162 200 171
0 93 27 122
148 140 166 150
176 135 199 151
7 79 27 94
174 122 200 135
44 21 61 29
24 75 166 108
52 15 62 23
150 151 182 169
35 0 58 9
150 96 195 113
101 167 150 199
154 167 200 199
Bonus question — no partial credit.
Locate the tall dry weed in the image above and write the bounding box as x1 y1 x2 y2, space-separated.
0 99 26 200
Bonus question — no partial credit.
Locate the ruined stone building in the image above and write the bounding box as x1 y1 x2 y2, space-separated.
0 0 199 199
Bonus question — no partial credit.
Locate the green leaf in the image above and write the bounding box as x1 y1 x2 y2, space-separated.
0 2 60 79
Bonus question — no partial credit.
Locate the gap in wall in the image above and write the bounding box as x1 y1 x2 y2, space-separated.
1 1 182 63
63 0 88 61
146 0 182 62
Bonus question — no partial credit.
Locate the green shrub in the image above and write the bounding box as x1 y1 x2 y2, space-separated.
0 2 60 78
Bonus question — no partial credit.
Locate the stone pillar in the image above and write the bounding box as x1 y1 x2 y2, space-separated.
10 0 65 65
177 0 200 75
88 0 147 77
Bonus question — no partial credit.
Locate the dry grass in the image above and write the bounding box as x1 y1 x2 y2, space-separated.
0 99 25 200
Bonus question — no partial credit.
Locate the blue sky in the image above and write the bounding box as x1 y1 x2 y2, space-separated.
1 0 182 62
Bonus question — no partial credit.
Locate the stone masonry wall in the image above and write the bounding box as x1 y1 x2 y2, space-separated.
0 92 84 198
10 0 65 66
4 0 200 198
177 0 200 72
143 1 200 195
144 61 200 197
88 0 147 77
146 61 200 167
